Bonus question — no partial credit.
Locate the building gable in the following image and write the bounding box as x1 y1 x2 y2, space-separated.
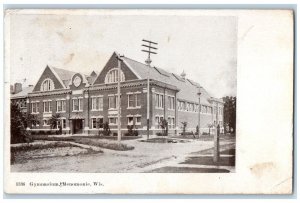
68 73 89 90
32 65 65 92
93 52 139 85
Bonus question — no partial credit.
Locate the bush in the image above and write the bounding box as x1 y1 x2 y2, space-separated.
125 125 139 136
156 132 163 136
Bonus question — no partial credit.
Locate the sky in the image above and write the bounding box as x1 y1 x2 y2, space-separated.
9 11 237 98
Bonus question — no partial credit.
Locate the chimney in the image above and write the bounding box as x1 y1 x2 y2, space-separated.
10 85 14 94
14 83 22 94
180 70 186 80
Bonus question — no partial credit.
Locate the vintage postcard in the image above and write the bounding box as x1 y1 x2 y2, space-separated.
4 9 293 194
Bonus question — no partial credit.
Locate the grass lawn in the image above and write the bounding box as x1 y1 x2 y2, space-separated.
30 135 135 151
74 138 134 151
149 166 230 173
11 141 102 164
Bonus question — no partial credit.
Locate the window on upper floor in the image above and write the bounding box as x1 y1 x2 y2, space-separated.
43 101 52 113
155 94 164 109
91 96 103 111
168 96 175 110
72 98 83 111
128 93 141 108
41 78 54 91
105 68 125 84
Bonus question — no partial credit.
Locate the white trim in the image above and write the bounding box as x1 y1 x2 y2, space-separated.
91 116 104 118
68 72 90 88
91 95 103 98
122 55 142 79
48 65 68 89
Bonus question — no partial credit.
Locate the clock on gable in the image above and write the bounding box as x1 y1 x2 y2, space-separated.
73 76 82 87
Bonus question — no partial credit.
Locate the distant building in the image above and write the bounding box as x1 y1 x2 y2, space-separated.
11 83 34 113
12 52 224 135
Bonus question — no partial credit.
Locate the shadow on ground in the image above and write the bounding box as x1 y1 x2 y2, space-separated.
180 156 235 166
149 167 230 173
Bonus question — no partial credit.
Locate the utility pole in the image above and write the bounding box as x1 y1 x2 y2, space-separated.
213 102 220 163
116 53 124 143
197 87 202 139
142 39 158 140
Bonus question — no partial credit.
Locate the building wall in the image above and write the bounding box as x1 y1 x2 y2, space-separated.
93 52 139 85
32 66 65 92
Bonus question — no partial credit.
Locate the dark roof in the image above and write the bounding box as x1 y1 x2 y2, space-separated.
51 67 77 81
50 66 96 87
122 56 212 105
11 86 34 99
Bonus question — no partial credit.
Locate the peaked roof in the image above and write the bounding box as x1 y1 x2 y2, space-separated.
122 56 212 105
11 86 34 99
49 66 95 87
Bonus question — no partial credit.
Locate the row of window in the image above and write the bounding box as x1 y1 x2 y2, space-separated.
154 116 175 129
155 94 175 110
177 101 223 115
91 116 142 128
42 118 67 129
31 96 223 115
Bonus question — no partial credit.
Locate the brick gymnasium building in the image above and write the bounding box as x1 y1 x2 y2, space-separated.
12 52 224 136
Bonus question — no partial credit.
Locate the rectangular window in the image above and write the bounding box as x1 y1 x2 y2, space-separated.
155 116 160 129
135 117 141 125
109 96 117 109
155 94 164 108
56 100 66 112
136 94 141 107
127 117 134 125
43 101 51 113
92 97 103 111
160 95 164 108
57 101 62 112
62 119 66 129
155 94 160 107
72 98 83 111
127 93 141 108
128 94 135 108
168 96 175 110
92 118 97 129
168 117 175 129
109 117 118 125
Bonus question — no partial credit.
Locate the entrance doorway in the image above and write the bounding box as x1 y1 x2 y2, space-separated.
72 119 83 134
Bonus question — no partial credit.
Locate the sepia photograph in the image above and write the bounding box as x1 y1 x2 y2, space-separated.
4 9 293 194
9 10 237 173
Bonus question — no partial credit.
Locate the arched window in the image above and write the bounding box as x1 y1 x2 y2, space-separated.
105 68 125 84
40 78 54 91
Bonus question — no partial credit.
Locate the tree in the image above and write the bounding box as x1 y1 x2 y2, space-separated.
103 121 111 136
160 119 168 136
26 113 39 129
222 96 236 133
181 121 187 136
49 114 61 134
10 102 30 143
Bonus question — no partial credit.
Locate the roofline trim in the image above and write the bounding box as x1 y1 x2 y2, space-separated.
122 57 142 79
48 65 68 89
